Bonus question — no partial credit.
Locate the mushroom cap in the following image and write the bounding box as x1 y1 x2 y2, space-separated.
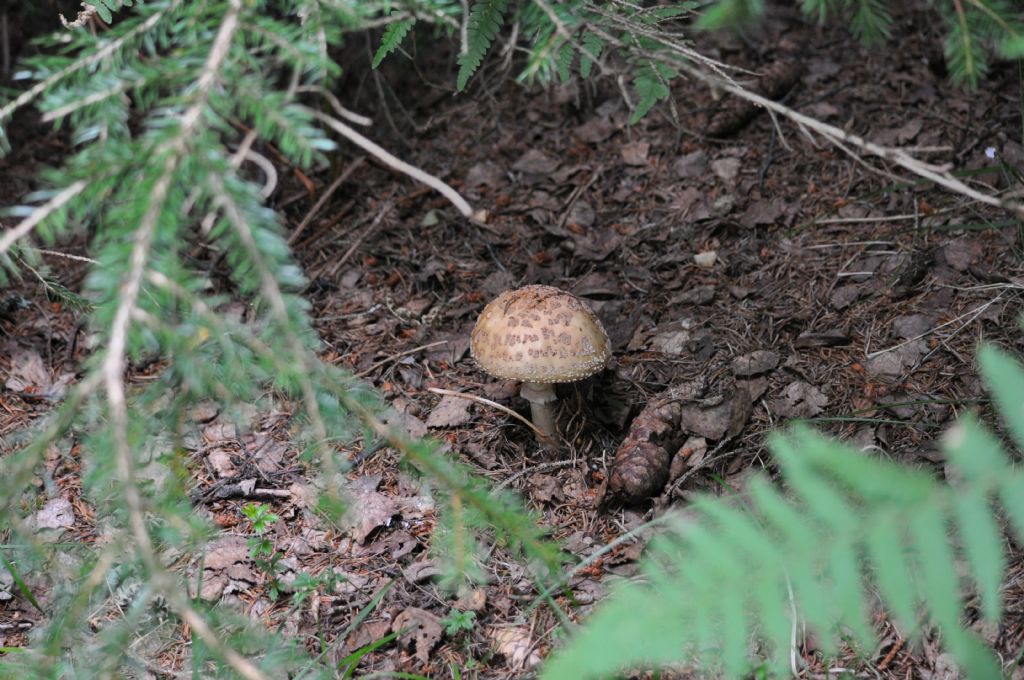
470 285 610 384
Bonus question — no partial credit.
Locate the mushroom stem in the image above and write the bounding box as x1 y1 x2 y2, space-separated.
520 382 558 440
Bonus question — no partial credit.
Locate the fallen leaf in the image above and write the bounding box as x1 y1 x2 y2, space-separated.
403 559 443 585
731 350 780 377
769 381 828 418
574 117 615 144
621 141 650 166
711 157 741 183
392 607 443 664
490 626 542 670
343 476 400 544
5 345 49 391
739 199 786 227
425 395 472 429
512 149 559 176
454 587 487 612
464 161 506 189
673 150 707 178
31 498 74 530
199 536 257 602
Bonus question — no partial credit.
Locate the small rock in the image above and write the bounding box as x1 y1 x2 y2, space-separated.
694 251 717 268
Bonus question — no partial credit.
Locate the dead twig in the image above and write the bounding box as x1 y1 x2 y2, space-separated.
288 156 365 245
308 108 479 220
427 387 554 445
357 340 449 378
684 64 1024 219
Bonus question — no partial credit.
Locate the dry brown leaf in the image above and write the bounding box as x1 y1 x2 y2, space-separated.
490 626 541 670
343 476 400 544
392 607 442 664
425 394 472 429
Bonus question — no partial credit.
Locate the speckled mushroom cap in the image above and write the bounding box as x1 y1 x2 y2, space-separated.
470 285 610 384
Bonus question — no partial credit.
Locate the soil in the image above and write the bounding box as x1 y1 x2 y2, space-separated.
2 2 1024 678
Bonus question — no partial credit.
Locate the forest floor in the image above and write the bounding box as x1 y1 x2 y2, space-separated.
2 2 1024 678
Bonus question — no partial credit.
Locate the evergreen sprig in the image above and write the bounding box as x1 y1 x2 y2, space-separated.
0 1 559 676
544 344 1024 679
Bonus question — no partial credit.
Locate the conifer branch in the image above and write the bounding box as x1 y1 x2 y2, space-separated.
0 5 173 128
97 5 268 679
0 181 87 257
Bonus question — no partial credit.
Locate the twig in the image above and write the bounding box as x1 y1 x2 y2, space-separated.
288 156 365 245
0 181 88 257
60 3 99 29
308 109 477 219
684 64 1024 218
324 198 393 277
357 340 449 378
244 149 278 199
295 86 373 127
427 387 554 446
864 295 1003 359
528 514 676 612
495 460 575 490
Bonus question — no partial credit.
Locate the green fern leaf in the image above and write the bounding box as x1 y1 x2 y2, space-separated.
865 518 918 629
372 16 415 69
457 0 508 92
543 346 1024 678
628 63 674 124
979 345 1024 451
696 0 765 30
953 488 1005 622
578 31 604 79
556 42 574 84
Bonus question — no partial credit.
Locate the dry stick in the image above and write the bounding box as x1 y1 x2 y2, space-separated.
865 294 1004 359
325 199 392 277
426 387 554 445
0 181 88 257
98 4 268 679
357 340 448 378
684 65 1024 219
308 109 476 219
288 156 365 245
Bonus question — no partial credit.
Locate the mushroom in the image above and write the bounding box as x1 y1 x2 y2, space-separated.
470 285 610 441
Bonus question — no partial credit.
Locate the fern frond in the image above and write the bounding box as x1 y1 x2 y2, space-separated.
373 14 416 68
543 346 1024 679
456 0 508 91
578 31 605 79
629 62 674 124
696 0 765 30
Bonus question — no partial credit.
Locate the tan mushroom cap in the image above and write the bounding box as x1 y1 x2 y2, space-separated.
470 285 610 384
